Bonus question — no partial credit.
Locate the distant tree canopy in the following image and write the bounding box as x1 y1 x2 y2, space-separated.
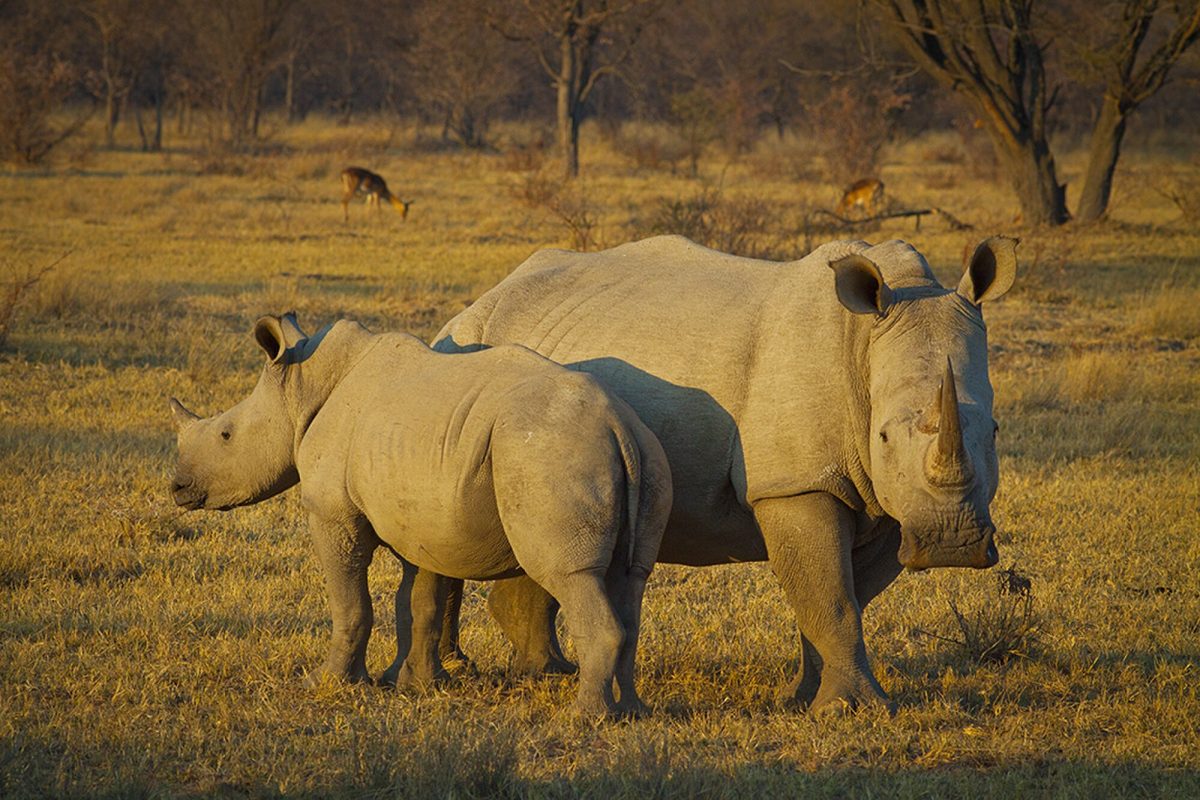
2 0 1197 222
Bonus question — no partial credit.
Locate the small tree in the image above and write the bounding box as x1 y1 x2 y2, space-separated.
491 0 661 178
407 0 519 148
1071 1 1200 222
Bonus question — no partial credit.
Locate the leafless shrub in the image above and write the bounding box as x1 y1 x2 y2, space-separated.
511 171 600 251
0 254 68 350
0 35 92 165
611 125 689 174
798 77 910 188
640 187 793 260
920 567 1040 666
501 130 550 173
1155 170 1200 224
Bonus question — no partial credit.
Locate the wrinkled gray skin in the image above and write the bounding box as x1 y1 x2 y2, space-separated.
433 235 1017 713
169 315 671 717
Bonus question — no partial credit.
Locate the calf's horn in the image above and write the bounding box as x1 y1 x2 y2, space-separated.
927 359 974 486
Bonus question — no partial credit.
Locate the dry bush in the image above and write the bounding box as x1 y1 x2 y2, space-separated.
500 130 550 173
640 188 795 260
611 124 690 174
798 77 910 188
1152 162 1200 224
920 567 1039 665
0 254 66 349
0 32 91 165
510 171 600 251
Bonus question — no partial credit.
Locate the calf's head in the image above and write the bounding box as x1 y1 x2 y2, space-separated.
169 315 307 511
830 237 1017 570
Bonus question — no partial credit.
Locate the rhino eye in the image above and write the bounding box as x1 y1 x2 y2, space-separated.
879 430 889 444
220 429 231 441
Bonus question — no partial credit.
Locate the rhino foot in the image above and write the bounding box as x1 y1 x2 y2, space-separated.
810 668 895 717
513 652 577 676
616 697 652 720
383 659 452 692
304 663 372 689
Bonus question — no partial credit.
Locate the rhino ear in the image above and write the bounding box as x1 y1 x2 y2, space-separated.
958 237 1018 305
279 311 308 347
253 316 289 364
169 397 200 430
829 254 893 316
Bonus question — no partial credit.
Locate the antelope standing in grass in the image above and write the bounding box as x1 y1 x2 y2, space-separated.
341 167 412 222
836 178 885 219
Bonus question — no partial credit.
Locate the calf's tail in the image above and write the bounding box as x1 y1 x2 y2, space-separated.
613 425 642 572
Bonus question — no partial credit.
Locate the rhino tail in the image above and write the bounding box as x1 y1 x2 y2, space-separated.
613 425 642 573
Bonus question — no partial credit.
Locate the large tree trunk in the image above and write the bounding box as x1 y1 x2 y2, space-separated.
985 117 1069 226
557 34 581 179
1076 94 1128 224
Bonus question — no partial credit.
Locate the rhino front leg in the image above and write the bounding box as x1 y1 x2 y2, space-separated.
754 493 891 714
777 525 903 707
305 513 377 687
487 576 576 675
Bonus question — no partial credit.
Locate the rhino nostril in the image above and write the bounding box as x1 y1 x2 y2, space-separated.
171 477 192 494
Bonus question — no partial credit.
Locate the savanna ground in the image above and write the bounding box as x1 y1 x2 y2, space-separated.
2 116 1199 798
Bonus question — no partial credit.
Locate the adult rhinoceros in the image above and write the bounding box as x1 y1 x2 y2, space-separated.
433 235 1017 713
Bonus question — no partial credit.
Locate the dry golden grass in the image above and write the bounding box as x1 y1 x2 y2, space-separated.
2 115 1199 798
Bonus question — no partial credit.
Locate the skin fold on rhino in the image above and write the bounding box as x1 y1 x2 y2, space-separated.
431 235 1018 714
168 315 671 718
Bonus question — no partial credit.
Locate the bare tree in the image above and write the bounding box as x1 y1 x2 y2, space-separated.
406 0 519 148
492 0 660 178
186 0 298 146
0 7 92 165
875 1 1070 225
1071 1 1200 222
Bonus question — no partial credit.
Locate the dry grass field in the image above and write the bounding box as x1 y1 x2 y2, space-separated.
2 116 1199 798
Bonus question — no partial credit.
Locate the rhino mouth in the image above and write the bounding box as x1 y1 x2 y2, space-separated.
898 525 998 571
170 479 207 511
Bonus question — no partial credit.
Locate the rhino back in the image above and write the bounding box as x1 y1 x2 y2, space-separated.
435 236 884 557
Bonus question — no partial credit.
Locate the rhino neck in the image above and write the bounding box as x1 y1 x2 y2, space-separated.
282 319 377 457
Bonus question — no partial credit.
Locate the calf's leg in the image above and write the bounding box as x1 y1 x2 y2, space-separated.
305 513 377 686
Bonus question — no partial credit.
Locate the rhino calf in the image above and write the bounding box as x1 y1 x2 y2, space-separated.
169 314 671 717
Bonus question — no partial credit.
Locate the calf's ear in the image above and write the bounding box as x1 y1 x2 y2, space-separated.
829 253 893 316
253 316 290 364
958 237 1018 305
279 311 308 347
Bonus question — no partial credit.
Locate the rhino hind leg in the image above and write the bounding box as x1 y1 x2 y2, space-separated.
605 562 651 717
488 576 576 675
755 493 893 715
536 568 624 717
776 636 822 709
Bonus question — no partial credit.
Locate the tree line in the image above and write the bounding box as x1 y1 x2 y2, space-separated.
2 0 1197 226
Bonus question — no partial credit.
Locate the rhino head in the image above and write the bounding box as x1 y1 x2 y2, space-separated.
168 314 311 511
830 237 1017 571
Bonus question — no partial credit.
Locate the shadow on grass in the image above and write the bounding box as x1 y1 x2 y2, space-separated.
3 734 1196 799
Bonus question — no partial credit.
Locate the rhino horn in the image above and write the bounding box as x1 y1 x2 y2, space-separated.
169 397 201 430
927 359 974 487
